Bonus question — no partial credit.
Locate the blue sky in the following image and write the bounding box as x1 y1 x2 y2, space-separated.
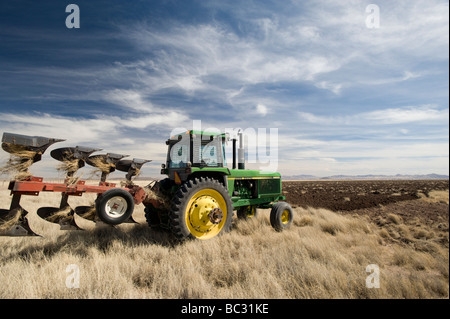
0 0 448 178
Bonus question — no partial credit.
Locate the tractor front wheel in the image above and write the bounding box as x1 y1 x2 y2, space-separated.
270 202 294 232
170 177 233 240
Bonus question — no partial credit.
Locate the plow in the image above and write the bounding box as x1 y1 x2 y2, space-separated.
0 132 150 236
1 130 294 240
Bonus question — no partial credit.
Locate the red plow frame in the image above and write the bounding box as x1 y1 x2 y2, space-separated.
8 177 146 199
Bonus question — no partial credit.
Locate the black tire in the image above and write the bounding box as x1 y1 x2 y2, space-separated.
144 205 157 227
237 205 258 220
95 188 135 225
270 202 294 232
170 177 233 240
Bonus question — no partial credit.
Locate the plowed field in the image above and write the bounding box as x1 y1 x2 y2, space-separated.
283 179 449 211
284 179 449 249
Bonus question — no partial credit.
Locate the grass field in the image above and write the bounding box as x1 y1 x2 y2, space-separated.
0 181 448 299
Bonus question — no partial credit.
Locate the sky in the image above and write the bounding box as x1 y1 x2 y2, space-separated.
0 0 448 179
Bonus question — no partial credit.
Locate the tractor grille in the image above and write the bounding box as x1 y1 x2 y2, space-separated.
258 179 281 196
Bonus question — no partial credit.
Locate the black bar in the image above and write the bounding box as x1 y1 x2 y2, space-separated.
232 138 237 169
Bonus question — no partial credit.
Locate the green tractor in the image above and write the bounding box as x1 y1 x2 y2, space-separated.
144 130 293 240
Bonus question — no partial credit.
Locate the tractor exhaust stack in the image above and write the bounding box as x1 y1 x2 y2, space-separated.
232 138 237 169
238 130 245 170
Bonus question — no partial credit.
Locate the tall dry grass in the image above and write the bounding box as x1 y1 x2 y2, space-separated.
0 143 40 180
0 187 448 299
418 190 449 205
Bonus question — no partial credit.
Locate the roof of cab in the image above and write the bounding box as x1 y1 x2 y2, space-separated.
170 130 227 139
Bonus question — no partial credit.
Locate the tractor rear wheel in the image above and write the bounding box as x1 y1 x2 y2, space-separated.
96 188 134 225
270 202 294 232
170 177 233 240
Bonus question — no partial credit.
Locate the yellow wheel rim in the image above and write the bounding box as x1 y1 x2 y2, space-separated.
185 189 227 239
281 209 290 224
249 207 256 218
247 206 256 218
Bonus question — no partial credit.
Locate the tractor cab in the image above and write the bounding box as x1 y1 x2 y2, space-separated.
162 130 229 183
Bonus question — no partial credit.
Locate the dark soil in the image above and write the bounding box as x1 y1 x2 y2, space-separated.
283 180 449 211
349 199 449 230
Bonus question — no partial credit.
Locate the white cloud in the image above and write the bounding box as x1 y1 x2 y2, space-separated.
402 71 421 81
298 104 449 125
298 26 321 41
256 104 269 116
122 23 343 94
116 1 447 101
0 112 116 145
292 139 449 160
362 104 447 124
278 155 449 177
103 89 154 112
275 136 449 176
315 81 343 94
106 112 189 129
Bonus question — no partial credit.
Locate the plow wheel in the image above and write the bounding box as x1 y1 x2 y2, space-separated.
95 188 135 225
0 208 38 236
170 177 233 240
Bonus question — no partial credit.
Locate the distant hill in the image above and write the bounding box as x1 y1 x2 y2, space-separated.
282 173 449 180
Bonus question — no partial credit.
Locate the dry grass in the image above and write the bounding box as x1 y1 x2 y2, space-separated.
56 159 81 185
45 206 73 224
88 157 115 174
0 143 40 180
0 209 22 232
0 185 448 299
418 190 449 205
78 205 96 220
372 190 449 250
